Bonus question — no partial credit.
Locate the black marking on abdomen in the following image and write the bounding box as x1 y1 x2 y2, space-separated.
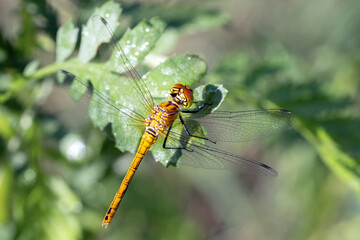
146 128 157 137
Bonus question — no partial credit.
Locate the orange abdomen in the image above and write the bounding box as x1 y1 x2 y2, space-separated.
102 100 180 227
102 131 157 227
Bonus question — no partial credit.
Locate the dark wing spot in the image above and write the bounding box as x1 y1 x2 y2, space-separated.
278 109 292 114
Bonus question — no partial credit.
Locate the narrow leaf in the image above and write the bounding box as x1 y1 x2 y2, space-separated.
56 20 79 62
299 119 360 197
0 164 13 223
23 60 40 77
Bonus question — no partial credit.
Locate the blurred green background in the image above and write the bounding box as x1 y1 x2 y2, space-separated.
1 0 360 239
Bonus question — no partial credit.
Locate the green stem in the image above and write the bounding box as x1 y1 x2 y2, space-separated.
29 60 105 81
29 60 84 80
29 62 61 80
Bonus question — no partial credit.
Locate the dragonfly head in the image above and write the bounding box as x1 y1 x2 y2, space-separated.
170 84 193 108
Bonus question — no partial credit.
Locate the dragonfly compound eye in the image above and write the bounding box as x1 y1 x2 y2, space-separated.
182 88 193 108
170 84 193 108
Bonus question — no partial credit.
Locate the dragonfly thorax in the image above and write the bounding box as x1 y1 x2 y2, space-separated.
145 102 179 135
169 84 193 108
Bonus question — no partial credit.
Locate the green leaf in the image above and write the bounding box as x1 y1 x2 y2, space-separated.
144 54 207 99
0 73 11 92
86 72 146 153
0 164 13 224
192 83 227 115
191 12 230 32
299 119 360 197
78 1 122 63
106 17 166 73
56 20 79 62
23 60 40 77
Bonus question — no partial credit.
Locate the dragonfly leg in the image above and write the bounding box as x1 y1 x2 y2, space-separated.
163 124 193 151
179 114 216 144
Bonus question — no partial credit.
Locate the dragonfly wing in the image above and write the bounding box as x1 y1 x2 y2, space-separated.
60 16 163 151
63 15 157 117
61 70 146 152
91 15 155 115
158 129 277 176
182 109 293 143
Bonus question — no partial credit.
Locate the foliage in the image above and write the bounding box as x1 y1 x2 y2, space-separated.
209 44 360 195
0 0 360 240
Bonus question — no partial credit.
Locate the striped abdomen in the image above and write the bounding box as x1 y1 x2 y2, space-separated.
102 101 180 227
102 130 157 227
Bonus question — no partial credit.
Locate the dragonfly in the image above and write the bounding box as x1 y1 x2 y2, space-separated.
61 16 292 227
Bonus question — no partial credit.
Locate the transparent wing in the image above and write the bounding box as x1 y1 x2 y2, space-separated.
61 70 145 127
182 109 293 143
61 69 147 152
63 15 155 119
159 129 278 176
154 109 293 175
60 15 160 151
90 15 155 115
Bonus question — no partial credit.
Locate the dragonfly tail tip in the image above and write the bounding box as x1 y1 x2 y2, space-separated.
100 16 107 24
277 109 292 115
